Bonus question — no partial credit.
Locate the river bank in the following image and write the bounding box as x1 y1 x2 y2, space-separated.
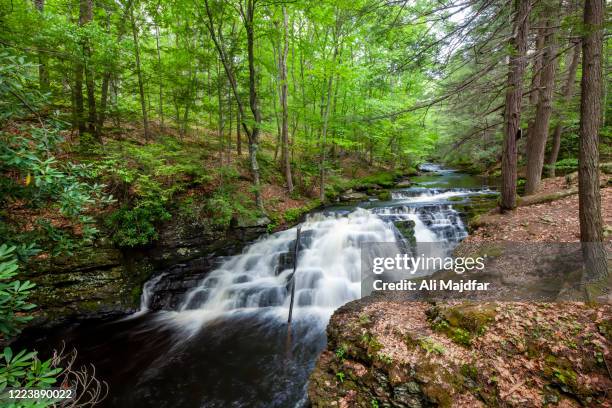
309 171 612 407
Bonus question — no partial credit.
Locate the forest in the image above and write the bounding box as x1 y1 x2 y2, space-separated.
0 0 609 406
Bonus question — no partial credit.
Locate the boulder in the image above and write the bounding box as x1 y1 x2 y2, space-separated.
396 179 412 188
309 300 612 407
340 191 368 202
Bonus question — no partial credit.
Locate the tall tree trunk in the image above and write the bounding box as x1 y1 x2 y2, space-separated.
237 105 242 156
96 6 129 141
34 0 49 92
96 73 110 140
500 0 531 211
73 0 92 136
319 47 338 203
85 56 96 135
79 0 96 136
545 39 581 177
280 6 293 193
227 84 232 162
217 59 224 155
523 25 546 155
529 26 545 106
245 0 264 212
130 6 150 140
579 0 607 282
155 24 164 128
525 14 558 195
74 65 85 135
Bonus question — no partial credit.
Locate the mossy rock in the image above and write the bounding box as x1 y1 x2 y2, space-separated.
441 303 497 335
377 190 392 201
428 303 496 346
394 220 417 248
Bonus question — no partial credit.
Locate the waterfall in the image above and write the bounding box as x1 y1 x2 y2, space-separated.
138 272 167 313
178 209 399 322
166 185 473 326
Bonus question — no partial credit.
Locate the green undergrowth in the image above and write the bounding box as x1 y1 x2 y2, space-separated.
81 136 264 246
76 134 418 246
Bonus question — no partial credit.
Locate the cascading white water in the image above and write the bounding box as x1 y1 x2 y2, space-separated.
138 272 167 313
178 209 400 322
167 185 472 328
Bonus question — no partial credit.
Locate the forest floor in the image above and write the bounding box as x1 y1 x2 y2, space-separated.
310 300 612 407
467 174 612 242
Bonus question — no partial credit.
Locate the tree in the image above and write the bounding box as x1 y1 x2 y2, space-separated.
500 0 531 211
545 37 581 177
73 0 91 136
578 0 607 282
279 5 293 193
130 1 150 140
202 0 264 212
525 7 559 195
33 0 49 92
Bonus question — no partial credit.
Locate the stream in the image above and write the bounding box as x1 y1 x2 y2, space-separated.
22 164 498 408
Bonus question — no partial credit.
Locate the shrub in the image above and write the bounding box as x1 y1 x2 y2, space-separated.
106 200 171 247
0 244 62 401
552 158 578 173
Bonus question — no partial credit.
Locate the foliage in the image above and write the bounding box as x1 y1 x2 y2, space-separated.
0 50 112 256
0 245 36 336
0 347 61 391
0 246 61 406
551 158 579 173
106 200 171 247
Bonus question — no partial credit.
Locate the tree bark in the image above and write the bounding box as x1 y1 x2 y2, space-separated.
523 25 546 155
529 27 545 106
280 6 293 193
525 14 558 195
579 0 607 282
130 6 150 140
96 4 131 141
85 54 97 136
545 39 581 177
245 0 264 212
500 0 530 211
96 73 110 140
155 24 164 128
237 105 242 155
78 0 96 136
34 0 49 92
73 0 91 136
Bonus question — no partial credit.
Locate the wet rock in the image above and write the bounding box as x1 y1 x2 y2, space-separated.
275 252 294 275
26 213 269 327
394 220 417 251
340 190 368 202
395 179 412 188
377 190 392 201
